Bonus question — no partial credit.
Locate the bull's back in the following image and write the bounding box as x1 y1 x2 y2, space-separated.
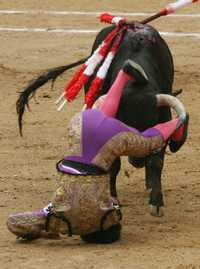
90 23 174 95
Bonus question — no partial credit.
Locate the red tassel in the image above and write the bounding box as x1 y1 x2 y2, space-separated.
85 77 104 108
64 64 86 95
85 29 127 108
100 13 114 24
62 23 126 105
65 73 89 101
98 27 119 57
103 27 119 44
111 32 123 52
106 27 118 40
64 28 118 100
99 41 111 57
100 13 126 26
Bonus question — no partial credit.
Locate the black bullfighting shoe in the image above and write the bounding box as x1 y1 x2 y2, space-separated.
123 59 148 84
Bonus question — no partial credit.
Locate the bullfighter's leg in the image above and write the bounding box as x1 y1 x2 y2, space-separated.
145 150 165 217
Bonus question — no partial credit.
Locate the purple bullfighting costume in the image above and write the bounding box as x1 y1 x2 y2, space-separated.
7 60 188 243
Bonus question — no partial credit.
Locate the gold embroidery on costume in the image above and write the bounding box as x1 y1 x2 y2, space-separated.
92 132 164 170
67 113 82 156
50 174 120 235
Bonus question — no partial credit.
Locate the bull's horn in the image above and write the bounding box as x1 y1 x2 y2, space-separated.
123 60 148 84
156 94 186 123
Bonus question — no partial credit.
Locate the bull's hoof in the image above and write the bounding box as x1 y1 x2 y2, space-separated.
150 205 164 217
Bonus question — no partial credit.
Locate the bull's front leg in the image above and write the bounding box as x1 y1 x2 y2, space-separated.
145 150 165 217
109 157 121 199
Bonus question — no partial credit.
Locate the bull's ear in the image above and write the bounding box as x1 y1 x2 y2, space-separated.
123 60 148 84
169 113 189 153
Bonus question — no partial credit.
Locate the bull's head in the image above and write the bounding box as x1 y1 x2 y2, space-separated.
117 61 189 153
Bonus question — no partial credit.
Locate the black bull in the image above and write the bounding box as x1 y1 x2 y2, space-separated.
16 22 187 217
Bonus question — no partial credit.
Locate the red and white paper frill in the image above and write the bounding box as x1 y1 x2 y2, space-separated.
100 12 126 26
85 30 126 107
64 26 120 102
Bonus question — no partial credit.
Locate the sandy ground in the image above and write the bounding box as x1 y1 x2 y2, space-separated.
0 1 200 269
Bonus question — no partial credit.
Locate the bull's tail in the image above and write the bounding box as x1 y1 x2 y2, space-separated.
16 57 88 136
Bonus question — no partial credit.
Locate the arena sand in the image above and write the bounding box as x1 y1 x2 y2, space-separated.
0 1 200 268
